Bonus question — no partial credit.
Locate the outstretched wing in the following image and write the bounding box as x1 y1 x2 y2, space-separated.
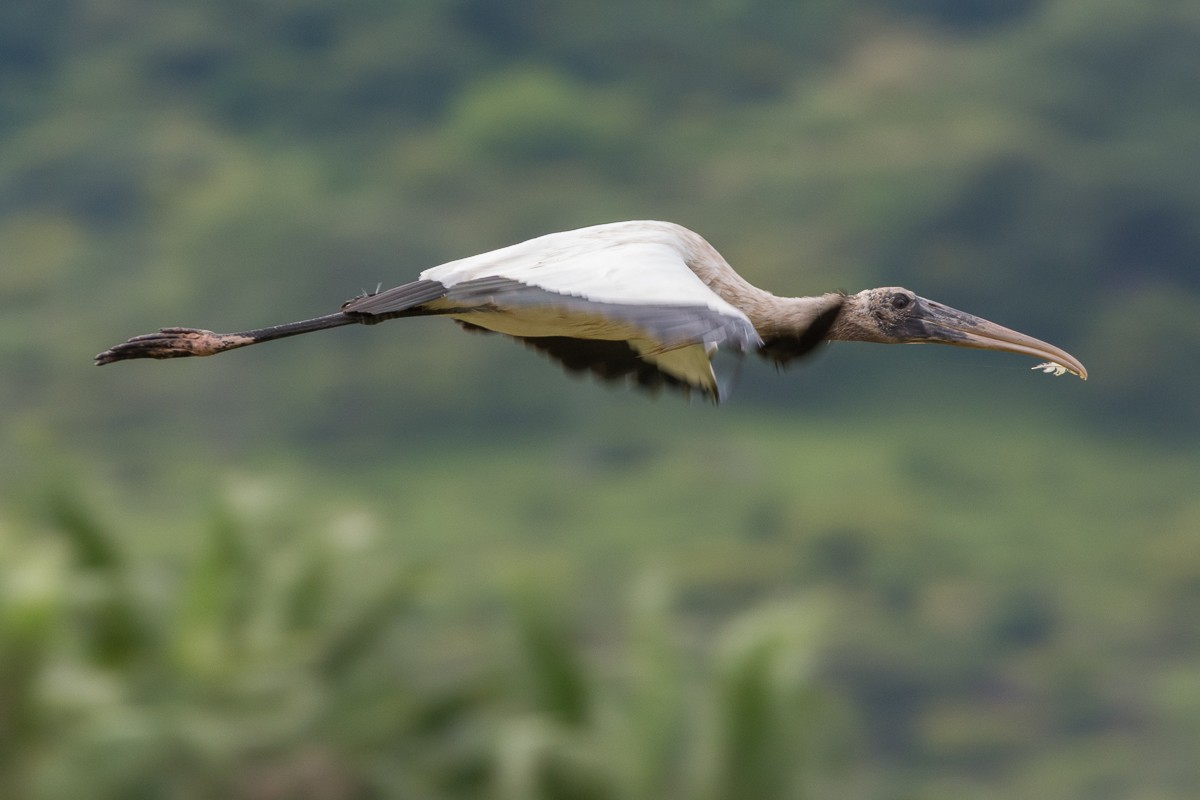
343 221 761 399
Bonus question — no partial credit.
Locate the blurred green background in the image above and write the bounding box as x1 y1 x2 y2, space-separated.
3 0 1199 797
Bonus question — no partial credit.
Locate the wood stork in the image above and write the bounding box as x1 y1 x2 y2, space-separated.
95 220 1087 401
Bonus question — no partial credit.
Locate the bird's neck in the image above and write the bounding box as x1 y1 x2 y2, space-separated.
675 229 847 341
743 292 845 341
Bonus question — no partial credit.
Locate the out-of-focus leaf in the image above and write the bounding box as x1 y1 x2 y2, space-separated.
171 505 255 677
45 490 144 667
617 574 686 800
509 586 591 729
45 488 120 572
284 542 330 634
0 542 63 793
318 570 418 678
707 602 825 800
493 717 610 800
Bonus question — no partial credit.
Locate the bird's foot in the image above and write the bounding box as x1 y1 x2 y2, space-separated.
95 327 253 365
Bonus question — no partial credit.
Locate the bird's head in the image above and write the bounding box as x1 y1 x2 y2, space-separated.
830 287 1087 379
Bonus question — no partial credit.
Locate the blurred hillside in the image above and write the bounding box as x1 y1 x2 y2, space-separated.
2 0 1199 798
3 0 1199 452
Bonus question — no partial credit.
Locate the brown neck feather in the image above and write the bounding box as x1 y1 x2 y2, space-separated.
742 292 844 341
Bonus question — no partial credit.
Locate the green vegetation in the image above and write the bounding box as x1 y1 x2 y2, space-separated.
2 0 1198 797
4 477 837 799
4 415 1197 797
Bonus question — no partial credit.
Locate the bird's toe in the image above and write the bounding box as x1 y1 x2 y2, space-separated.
95 328 222 364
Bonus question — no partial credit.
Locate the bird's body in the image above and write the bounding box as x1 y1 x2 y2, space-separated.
96 220 1086 399
343 221 840 397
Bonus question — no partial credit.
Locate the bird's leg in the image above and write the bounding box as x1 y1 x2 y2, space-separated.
95 312 358 365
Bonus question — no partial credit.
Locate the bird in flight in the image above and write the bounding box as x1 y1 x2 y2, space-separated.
96 220 1086 401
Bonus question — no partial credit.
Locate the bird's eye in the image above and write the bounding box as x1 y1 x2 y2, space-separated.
890 293 912 310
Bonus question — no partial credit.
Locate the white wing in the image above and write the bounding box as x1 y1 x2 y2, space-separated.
344 221 760 399
425 221 745 314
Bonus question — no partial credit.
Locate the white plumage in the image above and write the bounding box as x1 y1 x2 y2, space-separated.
347 221 766 397
421 221 748 319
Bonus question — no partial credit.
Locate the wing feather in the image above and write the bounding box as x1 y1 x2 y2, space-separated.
340 279 447 319
461 328 730 402
517 336 696 396
340 221 764 400
424 222 738 302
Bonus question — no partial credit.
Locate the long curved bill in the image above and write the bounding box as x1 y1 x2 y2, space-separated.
909 297 1088 380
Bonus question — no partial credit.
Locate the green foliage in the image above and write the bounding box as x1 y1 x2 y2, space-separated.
4 408 1195 797
509 586 593 728
5 0 1199 439
448 68 642 166
707 603 823 800
0 493 459 798
494 578 836 800
0 495 847 799
2 0 1199 797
